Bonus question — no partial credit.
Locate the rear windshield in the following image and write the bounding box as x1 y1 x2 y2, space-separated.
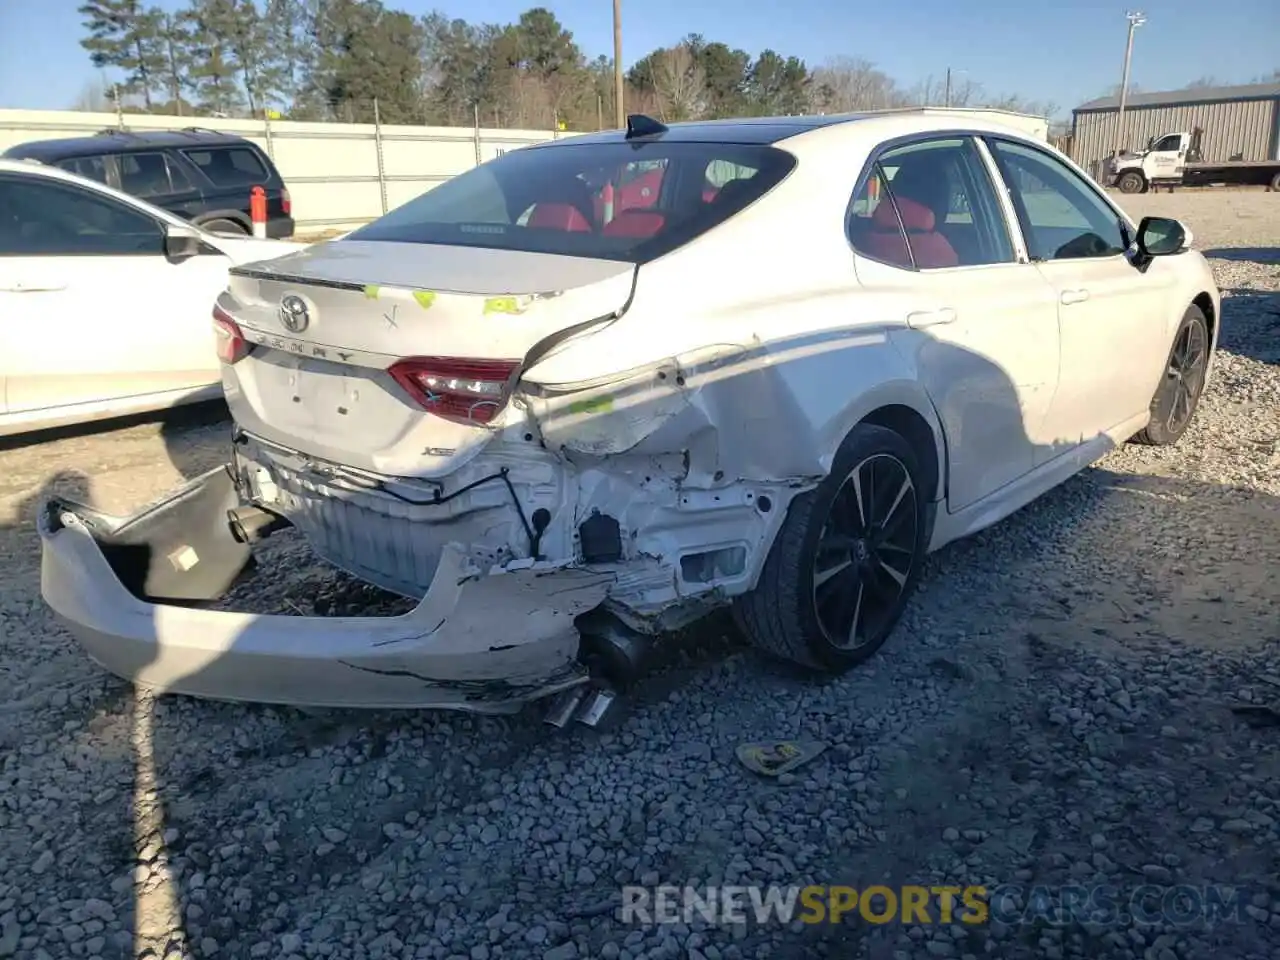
182 146 270 186
346 140 796 262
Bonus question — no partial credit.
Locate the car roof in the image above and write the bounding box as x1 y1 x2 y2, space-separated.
535 109 1047 151
2 128 254 162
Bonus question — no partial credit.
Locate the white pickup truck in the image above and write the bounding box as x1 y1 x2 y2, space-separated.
1108 128 1280 194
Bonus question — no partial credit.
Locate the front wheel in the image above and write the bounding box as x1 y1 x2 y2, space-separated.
1132 303 1211 446
1117 171 1146 194
734 424 930 674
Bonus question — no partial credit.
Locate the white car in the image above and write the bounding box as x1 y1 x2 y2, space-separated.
38 111 1220 720
0 158 300 436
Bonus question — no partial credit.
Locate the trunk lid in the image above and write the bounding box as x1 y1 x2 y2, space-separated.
220 240 635 478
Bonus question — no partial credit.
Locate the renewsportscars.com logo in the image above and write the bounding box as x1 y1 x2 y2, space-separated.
621 884 1252 928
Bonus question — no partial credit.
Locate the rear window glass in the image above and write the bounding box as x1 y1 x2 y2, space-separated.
56 155 111 185
346 141 796 262
182 146 269 187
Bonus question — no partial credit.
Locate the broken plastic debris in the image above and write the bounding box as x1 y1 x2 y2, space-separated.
736 740 827 777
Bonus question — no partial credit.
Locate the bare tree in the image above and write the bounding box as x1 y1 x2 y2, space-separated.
650 44 705 121
70 77 113 111
809 57 906 112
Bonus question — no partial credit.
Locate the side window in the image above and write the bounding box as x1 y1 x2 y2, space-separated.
987 139 1127 262
703 158 759 203
165 155 196 192
182 146 270 187
848 137 1015 270
55 155 110 185
1152 134 1182 152
0 176 164 256
118 152 175 197
847 165 913 269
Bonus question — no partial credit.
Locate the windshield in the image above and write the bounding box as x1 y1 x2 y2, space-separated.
346 140 796 262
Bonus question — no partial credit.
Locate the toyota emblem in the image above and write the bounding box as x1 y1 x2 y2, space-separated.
279 294 310 333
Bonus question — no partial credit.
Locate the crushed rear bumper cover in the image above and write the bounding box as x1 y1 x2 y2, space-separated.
37 466 613 713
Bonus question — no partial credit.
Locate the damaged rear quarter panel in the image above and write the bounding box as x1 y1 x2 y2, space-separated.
521 267 943 495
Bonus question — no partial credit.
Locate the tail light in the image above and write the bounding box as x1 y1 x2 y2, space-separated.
212 304 250 364
281 187 292 216
388 357 521 425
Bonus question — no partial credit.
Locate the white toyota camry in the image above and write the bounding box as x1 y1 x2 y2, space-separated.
38 110 1220 719
0 158 300 437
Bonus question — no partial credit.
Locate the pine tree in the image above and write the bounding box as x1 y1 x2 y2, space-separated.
185 0 246 115
78 0 165 109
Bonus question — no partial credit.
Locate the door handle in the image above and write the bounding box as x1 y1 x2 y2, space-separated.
1060 289 1090 305
906 307 957 329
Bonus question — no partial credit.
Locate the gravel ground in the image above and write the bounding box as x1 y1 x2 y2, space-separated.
2 191 1279 960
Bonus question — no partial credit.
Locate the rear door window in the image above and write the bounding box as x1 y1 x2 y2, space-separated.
118 152 178 197
55 155 111 185
348 141 796 263
181 146 270 187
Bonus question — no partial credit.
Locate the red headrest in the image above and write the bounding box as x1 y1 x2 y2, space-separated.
602 210 665 238
872 195 936 233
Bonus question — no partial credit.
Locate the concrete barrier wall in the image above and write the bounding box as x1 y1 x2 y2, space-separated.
0 107 1051 232
0 109 565 230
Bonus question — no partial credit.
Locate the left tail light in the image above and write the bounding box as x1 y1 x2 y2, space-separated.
212 304 250 364
281 187 292 216
388 357 521 425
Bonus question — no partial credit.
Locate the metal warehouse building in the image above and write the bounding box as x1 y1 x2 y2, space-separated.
1071 81 1280 179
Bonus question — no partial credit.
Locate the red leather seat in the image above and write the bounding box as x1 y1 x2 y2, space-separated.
602 209 665 238
863 195 958 269
526 203 592 232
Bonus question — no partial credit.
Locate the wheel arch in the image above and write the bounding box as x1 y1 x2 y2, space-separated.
1192 290 1216 343
822 380 947 505
193 210 251 232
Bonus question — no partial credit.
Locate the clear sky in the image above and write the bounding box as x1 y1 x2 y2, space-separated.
0 0 1276 118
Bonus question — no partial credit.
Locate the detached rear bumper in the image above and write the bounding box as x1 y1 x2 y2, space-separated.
38 466 613 713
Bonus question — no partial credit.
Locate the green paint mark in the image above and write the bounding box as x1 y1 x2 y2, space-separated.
412 290 437 309
567 396 614 415
363 284 380 300
483 296 521 315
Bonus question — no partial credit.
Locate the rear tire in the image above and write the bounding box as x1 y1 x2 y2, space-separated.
1132 303 1211 446
1117 171 1146 194
1269 171 1280 192
199 218 249 236
733 424 930 674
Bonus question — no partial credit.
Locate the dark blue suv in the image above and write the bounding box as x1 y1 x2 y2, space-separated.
2 127 294 238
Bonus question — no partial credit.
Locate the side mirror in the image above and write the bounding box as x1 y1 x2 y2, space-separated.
163 223 204 260
1136 216 1188 257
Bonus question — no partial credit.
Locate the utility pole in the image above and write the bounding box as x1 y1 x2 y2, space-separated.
944 67 951 108
612 0 624 127
1116 11 1146 155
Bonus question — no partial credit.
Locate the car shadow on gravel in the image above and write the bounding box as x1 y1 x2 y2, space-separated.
1204 247 1280 264
0 398 230 455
